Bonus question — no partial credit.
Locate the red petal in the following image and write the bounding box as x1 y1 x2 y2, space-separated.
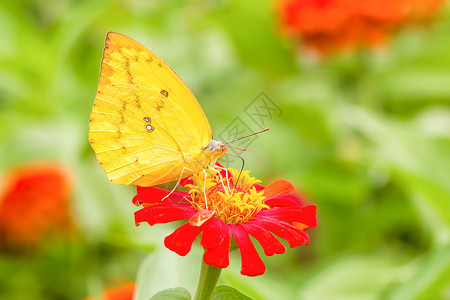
232 224 266 276
253 183 265 192
257 205 317 227
134 186 189 206
291 222 310 231
242 222 286 256
252 216 310 247
180 177 193 187
222 168 233 179
164 222 203 256
203 223 231 268
215 162 225 169
201 218 225 249
134 204 196 226
263 179 295 197
264 194 303 208
189 209 216 227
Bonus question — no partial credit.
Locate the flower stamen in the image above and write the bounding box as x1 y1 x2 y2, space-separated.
186 168 269 224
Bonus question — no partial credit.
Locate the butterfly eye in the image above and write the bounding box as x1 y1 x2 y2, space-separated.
145 124 155 132
160 90 169 97
143 116 151 123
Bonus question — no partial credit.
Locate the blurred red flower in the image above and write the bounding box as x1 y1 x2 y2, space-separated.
84 283 135 300
134 166 317 277
278 0 444 53
0 163 73 248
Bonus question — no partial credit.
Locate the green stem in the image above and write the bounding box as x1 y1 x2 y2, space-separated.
193 258 222 300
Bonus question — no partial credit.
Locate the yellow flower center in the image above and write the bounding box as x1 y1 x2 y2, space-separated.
185 168 269 224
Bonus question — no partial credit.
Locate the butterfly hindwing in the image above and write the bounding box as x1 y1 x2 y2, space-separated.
89 32 212 186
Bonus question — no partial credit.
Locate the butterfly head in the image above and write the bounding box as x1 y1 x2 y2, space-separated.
204 139 228 161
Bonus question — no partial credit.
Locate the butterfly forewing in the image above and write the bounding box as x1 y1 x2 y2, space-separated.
89 32 212 186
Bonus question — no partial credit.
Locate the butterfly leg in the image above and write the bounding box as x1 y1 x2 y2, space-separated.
209 165 230 196
202 169 209 209
213 165 231 190
161 167 192 202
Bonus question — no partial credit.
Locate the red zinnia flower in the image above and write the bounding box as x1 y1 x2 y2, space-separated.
0 163 73 248
134 166 317 276
278 0 445 53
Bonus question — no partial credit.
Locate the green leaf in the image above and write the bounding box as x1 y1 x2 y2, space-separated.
212 285 253 300
150 287 191 300
134 247 202 300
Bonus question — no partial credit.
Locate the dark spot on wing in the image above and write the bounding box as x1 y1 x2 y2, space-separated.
134 94 141 109
155 101 164 111
160 90 168 97
124 57 134 84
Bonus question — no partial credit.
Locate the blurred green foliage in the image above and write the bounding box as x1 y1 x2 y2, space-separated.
0 0 449 299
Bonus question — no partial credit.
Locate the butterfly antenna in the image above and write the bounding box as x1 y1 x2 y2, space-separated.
225 152 245 195
224 128 269 146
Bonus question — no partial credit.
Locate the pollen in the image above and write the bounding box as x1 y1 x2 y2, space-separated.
185 168 269 224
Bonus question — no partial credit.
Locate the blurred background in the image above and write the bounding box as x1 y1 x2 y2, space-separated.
0 0 449 299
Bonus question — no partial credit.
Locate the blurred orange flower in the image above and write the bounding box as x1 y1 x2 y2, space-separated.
278 0 445 53
0 163 73 248
84 283 135 300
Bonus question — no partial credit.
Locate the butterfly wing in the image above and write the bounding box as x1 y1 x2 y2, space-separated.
89 32 212 186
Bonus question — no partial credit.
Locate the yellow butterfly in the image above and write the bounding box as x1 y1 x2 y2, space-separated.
88 32 228 186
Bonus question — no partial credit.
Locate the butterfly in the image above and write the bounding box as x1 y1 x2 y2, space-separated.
88 32 228 187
